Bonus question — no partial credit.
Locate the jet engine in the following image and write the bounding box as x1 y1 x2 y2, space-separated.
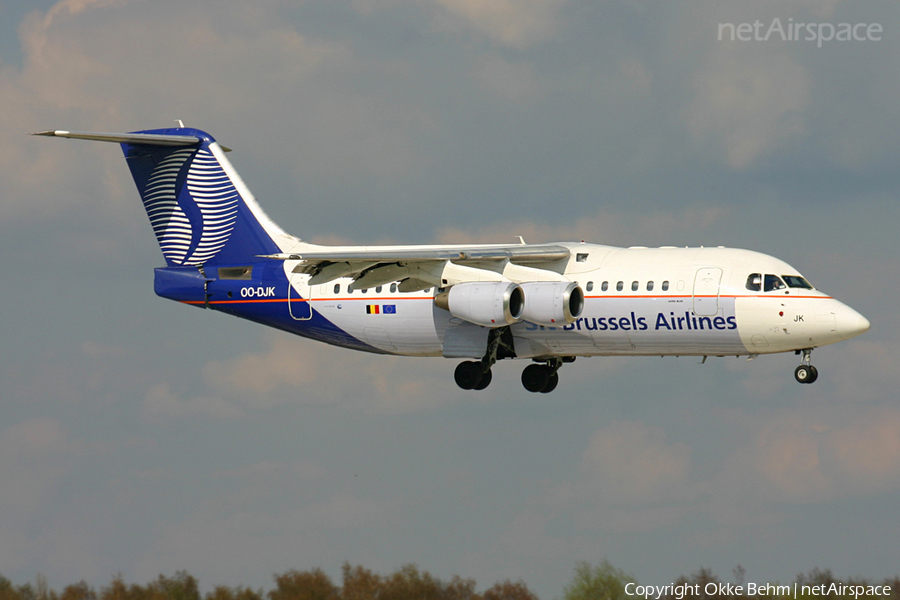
434 282 524 327
519 281 584 326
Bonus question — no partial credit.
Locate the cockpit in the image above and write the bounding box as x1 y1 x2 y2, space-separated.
746 273 814 292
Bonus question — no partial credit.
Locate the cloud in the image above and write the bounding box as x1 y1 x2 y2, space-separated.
548 404 900 540
479 55 541 102
822 406 900 491
751 415 832 501
0 417 68 458
829 341 900 403
528 420 697 538
213 460 326 482
578 420 692 504
707 404 900 512
0 419 73 571
429 0 568 48
200 333 466 414
686 50 810 169
434 205 729 247
0 0 354 222
133 493 402 585
142 382 244 420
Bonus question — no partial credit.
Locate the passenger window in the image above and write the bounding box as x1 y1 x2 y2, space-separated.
764 274 786 292
616 281 624 292
362 288 368 294
586 281 594 292
632 281 639 291
601 281 608 292
746 273 762 292
647 281 654 292
333 283 340 294
390 283 397 293
376 285 383 293
782 275 813 290
424 288 431 293
348 284 354 294
662 280 669 291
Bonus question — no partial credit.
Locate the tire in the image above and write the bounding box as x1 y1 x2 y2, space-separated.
806 365 818 384
539 372 559 393
522 364 550 393
473 369 493 390
455 361 483 390
794 365 812 384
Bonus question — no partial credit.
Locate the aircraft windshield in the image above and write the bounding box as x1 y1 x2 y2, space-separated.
764 274 786 292
746 273 762 291
782 275 814 289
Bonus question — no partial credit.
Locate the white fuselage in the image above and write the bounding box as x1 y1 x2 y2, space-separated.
283 244 868 359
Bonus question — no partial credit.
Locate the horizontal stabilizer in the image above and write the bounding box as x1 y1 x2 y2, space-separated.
33 130 201 146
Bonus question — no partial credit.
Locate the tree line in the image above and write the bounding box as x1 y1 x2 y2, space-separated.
1 561 897 600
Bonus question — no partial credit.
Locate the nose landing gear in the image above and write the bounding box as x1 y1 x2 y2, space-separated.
794 348 819 384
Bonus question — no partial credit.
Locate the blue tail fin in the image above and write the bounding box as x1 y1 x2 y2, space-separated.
120 127 284 266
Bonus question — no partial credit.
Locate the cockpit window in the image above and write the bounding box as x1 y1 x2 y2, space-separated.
764 274 786 292
746 273 762 292
782 275 813 290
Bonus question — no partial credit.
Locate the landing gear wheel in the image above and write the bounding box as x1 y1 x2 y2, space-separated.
473 368 493 390
806 365 818 384
522 364 550 393
794 348 818 384
794 365 817 384
455 361 484 390
539 372 559 394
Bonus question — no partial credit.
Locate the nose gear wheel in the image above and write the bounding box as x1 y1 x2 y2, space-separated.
794 348 819 384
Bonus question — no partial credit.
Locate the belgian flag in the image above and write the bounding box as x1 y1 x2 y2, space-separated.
366 305 380 314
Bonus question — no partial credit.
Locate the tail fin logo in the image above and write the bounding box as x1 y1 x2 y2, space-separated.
141 147 239 266
183 149 239 265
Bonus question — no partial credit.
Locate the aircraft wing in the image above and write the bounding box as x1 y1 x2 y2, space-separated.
262 244 571 263
261 244 574 290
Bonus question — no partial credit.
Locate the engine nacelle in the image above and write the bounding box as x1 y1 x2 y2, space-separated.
520 281 584 325
434 282 524 327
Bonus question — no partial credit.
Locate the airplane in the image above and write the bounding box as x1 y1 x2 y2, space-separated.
35 126 871 393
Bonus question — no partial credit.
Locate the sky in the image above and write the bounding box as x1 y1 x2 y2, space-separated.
1 0 899 597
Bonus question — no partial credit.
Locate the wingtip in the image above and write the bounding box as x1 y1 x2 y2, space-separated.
33 130 74 138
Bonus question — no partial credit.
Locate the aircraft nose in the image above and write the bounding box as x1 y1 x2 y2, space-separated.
835 304 871 341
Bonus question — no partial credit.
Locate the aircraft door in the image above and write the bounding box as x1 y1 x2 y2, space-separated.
693 268 722 317
288 272 312 320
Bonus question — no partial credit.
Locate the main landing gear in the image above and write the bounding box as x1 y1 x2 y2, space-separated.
454 360 492 390
521 358 565 393
454 327 514 391
452 327 573 393
794 348 818 384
